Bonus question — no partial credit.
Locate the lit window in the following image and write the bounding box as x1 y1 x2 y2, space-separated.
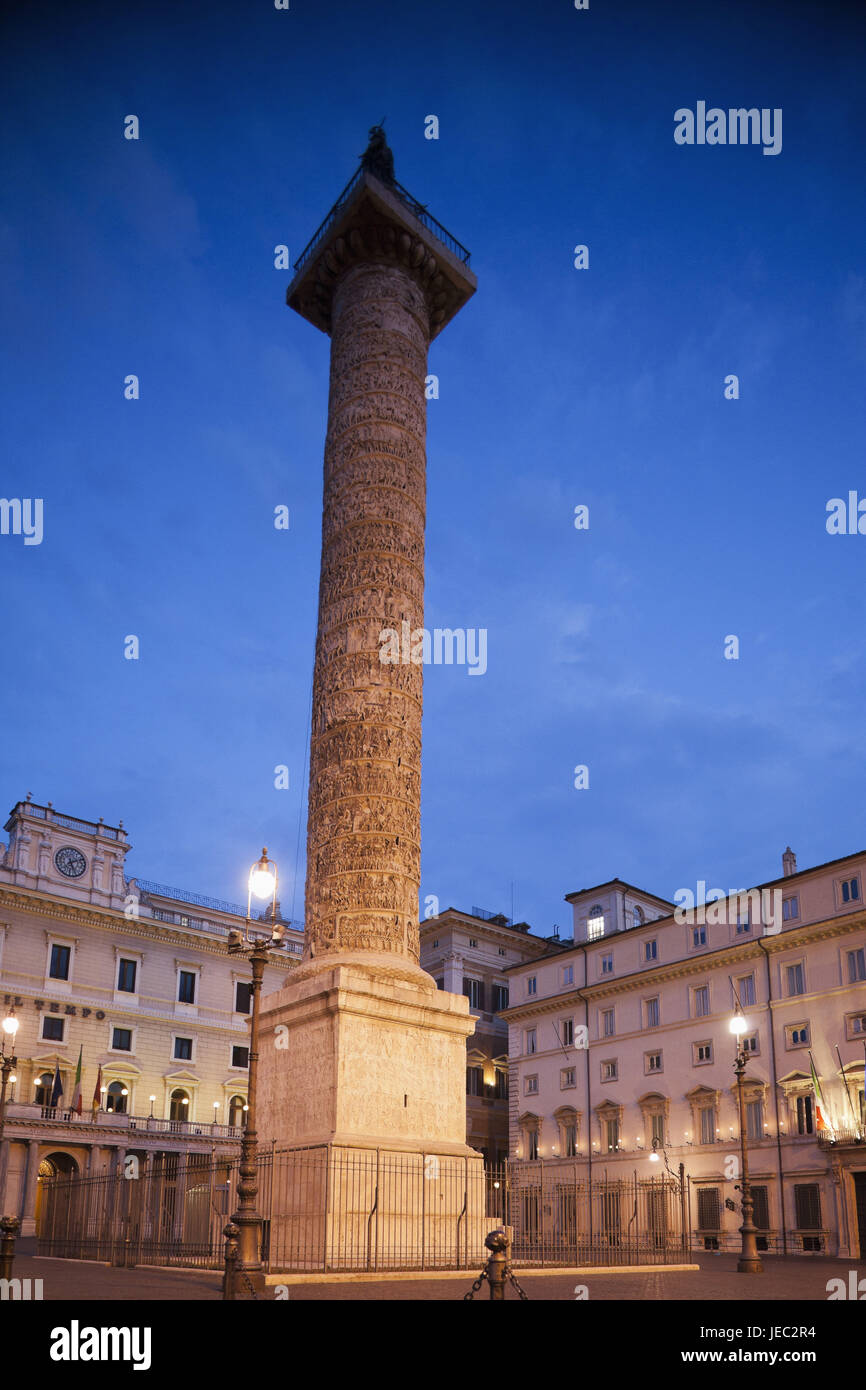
587 909 604 941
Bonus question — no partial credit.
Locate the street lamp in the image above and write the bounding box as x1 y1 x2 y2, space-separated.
729 1010 763 1274
0 1008 20 1159
225 849 286 1297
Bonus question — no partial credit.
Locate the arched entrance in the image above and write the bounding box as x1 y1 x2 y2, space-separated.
169 1088 190 1123
35 1151 79 1233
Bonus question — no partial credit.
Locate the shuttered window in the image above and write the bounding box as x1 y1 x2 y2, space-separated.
794 1183 821 1230
697 1187 720 1230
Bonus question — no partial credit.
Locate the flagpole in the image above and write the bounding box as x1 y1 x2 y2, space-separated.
835 1044 858 1131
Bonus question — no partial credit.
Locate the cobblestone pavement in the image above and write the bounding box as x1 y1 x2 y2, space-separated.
5 1252 860 1301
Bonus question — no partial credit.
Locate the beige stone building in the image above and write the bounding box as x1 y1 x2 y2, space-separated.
419 907 557 1163
0 798 301 1234
503 850 866 1258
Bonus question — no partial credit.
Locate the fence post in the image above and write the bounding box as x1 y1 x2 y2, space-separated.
485 1228 508 1300
0 1215 19 1279
222 1221 240 1299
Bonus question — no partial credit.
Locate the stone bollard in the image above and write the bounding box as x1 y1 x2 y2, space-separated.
0 1215 20 1281
223 1221 240 1301
485 1227 509 1301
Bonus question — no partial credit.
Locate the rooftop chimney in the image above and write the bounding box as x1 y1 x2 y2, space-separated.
782 847 797 878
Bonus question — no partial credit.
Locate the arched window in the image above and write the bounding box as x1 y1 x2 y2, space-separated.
170 1088 190 1123
633 905 644 928
35 1072 54 1106
228 1095 246 1128
105 1081 129 1114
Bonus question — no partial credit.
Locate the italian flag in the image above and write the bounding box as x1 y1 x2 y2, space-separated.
71 1046 83 1115
91 1062 102 1115
809 1052 827 1132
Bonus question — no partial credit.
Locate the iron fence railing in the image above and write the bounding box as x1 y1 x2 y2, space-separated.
37 1150 690 1273
293 168 471 276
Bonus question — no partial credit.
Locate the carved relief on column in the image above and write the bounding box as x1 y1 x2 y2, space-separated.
304 260 430 965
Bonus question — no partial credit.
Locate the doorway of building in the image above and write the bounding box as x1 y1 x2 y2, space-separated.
854 1173 866 1259
35 1151 79 1233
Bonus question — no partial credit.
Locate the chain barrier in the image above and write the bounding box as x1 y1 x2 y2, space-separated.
505 1264 529 1300
462 1266 489 1300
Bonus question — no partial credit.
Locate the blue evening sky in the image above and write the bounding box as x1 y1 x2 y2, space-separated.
1 0 864 934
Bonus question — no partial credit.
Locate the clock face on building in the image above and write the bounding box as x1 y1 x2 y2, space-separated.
55 846 87 878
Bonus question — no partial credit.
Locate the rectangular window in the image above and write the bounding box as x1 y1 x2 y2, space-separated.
700 1107 715 1145
525 1028 537 1055
782 895 799 921
562 964 574 985
746 1098 763 1140
694 1041 713 1064
235 981 252 1014
848 948 866 984
527 1131 538 1160
645 997 660 1029
850 1014 866 1035
787 1023 810 1046
527 976 537 996
736 916 751 935
178 970 196 1004
692 926 706 948
587 915 604 941
697 1187 720 1230
466 1066 484 1097
646 1051 662 1073
492 984 509 1012
786 962 805 996
112 1027 132 1052
796 1094 814 1135
498 947 506 956
42 1015 64 1042
49 944 71 980
601 953 613 975
605 1117 619 1151
561 1067 576 1089
645 940 657 962
794 1183 821 1231
602 1008 615 1037
463 978 484 1011
494 1069 508 1100
561 1018 574 1046
743 1033 759 1054
174 1036 193 1061
737 974 756 1007
601 1060 618 1082
841 877 861 904
117 959 137 993
525 1075 538 1096
651 1113 665 1146
232 1045 250 1069
694 986 710 1018
468 937 478 948
564 1123 577 1157
752 1185 770 1231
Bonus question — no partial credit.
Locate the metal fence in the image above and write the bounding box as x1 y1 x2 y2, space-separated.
38 1150 689 1272
489 1161 690 1267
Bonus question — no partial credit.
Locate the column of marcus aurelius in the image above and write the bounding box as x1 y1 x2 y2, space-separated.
257 130 484 1194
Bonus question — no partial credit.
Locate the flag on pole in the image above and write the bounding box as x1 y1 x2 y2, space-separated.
808 1051 826 1132
50 1061 63 1109
91 1063 102 1115
71 1046 83 1115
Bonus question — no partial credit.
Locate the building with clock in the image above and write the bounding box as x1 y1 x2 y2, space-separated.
0 796 302 1236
